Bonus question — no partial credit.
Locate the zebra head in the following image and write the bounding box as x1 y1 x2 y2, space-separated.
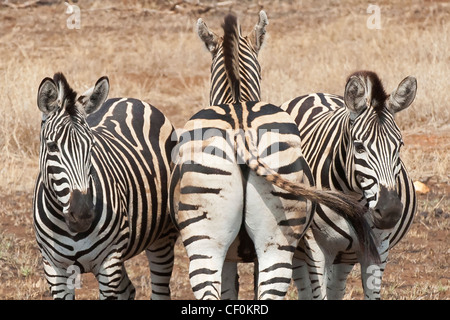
37 73 109 233
197 11 268 105
343 71 417 229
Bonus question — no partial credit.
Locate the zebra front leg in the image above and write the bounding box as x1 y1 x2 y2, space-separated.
42 258 75 300
302 228 331 300
326 263 355 299
293 229 326 299
145 224 178 300
359 235 389 299
292 256 313 299
360 256 388 299
292 236 316 300
96 257 135 300
360 262 386 299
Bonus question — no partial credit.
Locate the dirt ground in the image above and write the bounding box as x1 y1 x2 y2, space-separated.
0 0 448 300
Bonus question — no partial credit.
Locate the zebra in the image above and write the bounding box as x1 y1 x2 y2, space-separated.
33 73 177 299
280 71 418 299
169 13 379 300
196 11 268 299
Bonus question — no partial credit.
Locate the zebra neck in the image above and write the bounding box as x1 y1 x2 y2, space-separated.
308 109 355 193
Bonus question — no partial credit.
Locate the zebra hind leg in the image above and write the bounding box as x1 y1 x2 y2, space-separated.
183 207 242 300
145 225 178 300
177 159 244 300
327 263 354 299
244 173 303 300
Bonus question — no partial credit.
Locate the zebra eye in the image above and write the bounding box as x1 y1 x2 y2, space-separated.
354 142 365 154
46 141 59 153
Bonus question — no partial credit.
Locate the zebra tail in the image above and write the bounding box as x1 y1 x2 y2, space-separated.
236 131 381 265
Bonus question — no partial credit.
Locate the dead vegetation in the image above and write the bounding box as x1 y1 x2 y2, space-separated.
0 0 448 299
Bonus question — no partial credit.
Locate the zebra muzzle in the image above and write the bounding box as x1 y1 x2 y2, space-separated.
372 186 403 229
65 189 95 233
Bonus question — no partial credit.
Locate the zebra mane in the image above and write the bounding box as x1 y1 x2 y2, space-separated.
52 72 78 117
222 14 241 102
348 70 387 115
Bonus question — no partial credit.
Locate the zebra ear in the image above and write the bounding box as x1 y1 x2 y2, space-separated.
388 76 417 114
197 18 219 55
344 75 368 120
37 77 59 115
79 76 109 115
249 10 268 54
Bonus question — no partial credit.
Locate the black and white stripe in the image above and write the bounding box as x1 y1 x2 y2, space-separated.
33 73 177 299
281 71 418 299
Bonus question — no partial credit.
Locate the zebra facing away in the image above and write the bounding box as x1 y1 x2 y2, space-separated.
169 13 379 300
196 10 269 299
197 10 267 105
33 73 177 299
281 71 418 299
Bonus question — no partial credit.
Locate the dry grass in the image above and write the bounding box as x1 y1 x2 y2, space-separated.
0 0 448 299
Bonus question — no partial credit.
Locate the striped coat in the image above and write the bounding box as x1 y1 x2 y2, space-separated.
34 73 177 299
281 71 418 299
